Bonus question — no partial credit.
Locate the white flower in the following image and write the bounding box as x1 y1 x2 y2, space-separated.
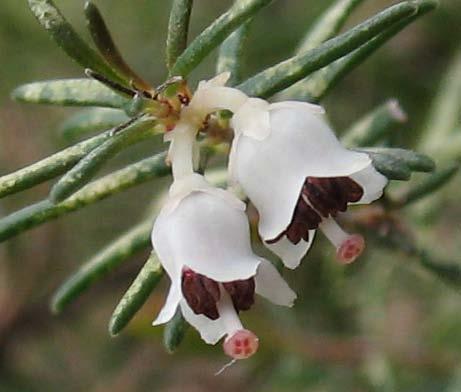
229 99 388 269
151 173 296 359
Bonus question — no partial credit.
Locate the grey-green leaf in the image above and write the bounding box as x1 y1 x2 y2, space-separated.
0 152 169 243
59 108 129 142
341 99 407 148
109 252 164 336
12 79 130 108
286 5 435 103
395 163 459 207
296 0 365 53
170 0 273 77
238 0 438 98
418 50 461 159
166 0 194 71
216 21 251 86
363 148 435 181
84 1 151 91
0 130 112 199
52 220 153 314
49 118 156 203
164 308 189 353
27 0 123 83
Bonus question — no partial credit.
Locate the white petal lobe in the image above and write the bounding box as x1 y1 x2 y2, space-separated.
265 230 316 269
255 260 297 307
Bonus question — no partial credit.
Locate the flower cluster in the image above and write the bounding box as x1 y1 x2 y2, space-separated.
151 73 388 360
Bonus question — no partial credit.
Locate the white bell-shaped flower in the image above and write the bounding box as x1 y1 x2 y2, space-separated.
229 99 388 269
151 174 296 360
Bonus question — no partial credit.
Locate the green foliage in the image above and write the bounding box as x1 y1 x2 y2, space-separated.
342 100 407 148
166 0 194 71
58 108 129 141
363 148 435 180
164 308 189 353
238 0 438 98
52 220 154 313
287 5 436 102
27 0 124 83
0 130 112 198
0 152 169 243
393 163 459 207
170 0 273 76
216 22 251 86
109 252 164 336
83 1 151 91
49 118 156 203
12 79 129 108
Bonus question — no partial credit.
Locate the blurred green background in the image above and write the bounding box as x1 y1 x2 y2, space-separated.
1 0 461 391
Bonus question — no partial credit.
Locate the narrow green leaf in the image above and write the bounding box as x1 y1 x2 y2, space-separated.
52 220 153 313
0 131 112 199
12 79 129 108
49 118 156 203
341 99 407 148
109 252 164 336
368 152 412 180
27 0 123 83
164 308 189 353
418 50 461 156
362 148 435 181
287 6 435 102
166 0 194 71
170 0 273 77
0 152 169 243
216 22 251 86
368 148 435 172
59 108 129 142
420 252 461 289
278 0 365 100
394 163 459 207
238 0 438 98
84 1 151 91
297 0 365 53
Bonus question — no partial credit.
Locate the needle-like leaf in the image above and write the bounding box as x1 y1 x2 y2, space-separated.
0 152 169 243
170 0 273 77
12 79 129 108
59 108 129 142
84 1 152 91
27 0 123 83
166 0 194 71
238 0 438 98
49 118 157 203
341 99 407 148
0 131 113 199
52 220 154 314
109 251 164 336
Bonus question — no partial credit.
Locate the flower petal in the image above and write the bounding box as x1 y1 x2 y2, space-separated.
152 187 261 282
349 163 388 204
255 259 297 306
230 103 372 239
270 100 325 115
180 299 226 344
231 98 271 140
152 280 182 326
264 230 316 269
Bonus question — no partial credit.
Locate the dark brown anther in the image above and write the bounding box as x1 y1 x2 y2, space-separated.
181 269 220 320
223 278 255 312
269 176 364 246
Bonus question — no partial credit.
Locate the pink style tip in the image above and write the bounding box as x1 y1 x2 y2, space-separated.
337 234 365 264
223 329 259 360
